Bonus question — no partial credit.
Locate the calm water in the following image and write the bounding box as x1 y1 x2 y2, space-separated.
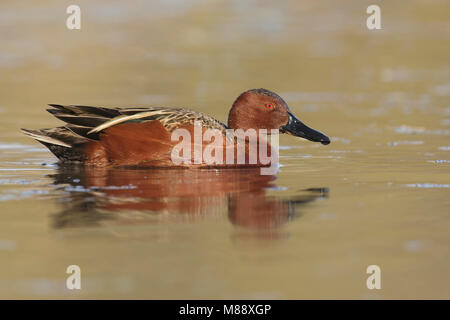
0 0 449 299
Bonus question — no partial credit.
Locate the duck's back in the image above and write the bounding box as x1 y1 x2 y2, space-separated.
22 104 228 166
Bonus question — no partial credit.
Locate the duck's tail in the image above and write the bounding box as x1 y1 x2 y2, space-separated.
21 127 87 162
21 103 120 162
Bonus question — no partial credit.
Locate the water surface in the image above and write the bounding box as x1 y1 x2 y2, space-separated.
0 0 449 299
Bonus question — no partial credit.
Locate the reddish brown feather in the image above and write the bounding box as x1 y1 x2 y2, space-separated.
80 121 274 167
82 121 173 166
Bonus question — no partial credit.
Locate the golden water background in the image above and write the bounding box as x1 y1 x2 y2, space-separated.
0 0 449 299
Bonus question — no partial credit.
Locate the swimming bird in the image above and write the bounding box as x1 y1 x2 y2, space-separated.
22 88 330 167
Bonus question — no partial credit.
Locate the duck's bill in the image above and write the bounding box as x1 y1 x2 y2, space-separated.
280 112 330 145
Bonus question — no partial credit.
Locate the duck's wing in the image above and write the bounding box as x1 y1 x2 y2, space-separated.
45 104 227 140
90 106 227 134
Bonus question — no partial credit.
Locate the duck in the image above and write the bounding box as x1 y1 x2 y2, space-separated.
22 88 330 167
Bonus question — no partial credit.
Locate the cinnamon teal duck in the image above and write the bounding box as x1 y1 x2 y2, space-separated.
22 88 330 167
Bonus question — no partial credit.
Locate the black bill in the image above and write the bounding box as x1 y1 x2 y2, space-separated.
280 112 330 145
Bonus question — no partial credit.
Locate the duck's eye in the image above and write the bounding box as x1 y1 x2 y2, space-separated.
265 104 273 110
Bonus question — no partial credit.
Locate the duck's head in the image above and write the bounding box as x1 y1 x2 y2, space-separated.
227 88 330 145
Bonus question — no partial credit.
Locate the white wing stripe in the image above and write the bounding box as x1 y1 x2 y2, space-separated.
87 111 167 134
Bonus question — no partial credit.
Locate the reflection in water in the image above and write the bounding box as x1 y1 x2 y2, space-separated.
49 166 328 232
